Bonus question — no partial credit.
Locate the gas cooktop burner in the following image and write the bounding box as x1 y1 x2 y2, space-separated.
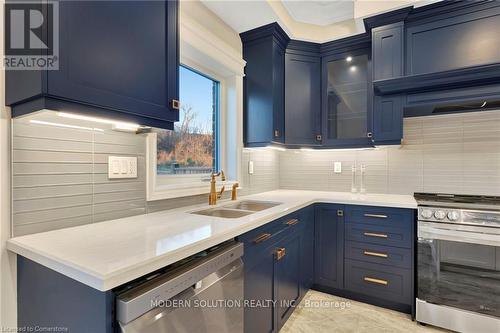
415 193 500 228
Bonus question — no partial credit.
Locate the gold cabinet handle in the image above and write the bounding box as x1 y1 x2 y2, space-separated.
171 99 180 110
364 213 388 219
284 218 299 226
363 232 388 238
364 277 388 285
337 209 344 217
253 233 271 244
363 251 388 258
276 247 286 260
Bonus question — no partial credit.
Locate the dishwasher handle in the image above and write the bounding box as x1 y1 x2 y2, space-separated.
116 242 244 325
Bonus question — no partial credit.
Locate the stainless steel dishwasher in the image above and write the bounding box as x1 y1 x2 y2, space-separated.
116 241 244 333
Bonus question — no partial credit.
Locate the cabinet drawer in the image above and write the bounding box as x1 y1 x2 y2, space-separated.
345 223 412 249
345 206 414 230
345 259 412 305
238 213 302 261
345 241 412 269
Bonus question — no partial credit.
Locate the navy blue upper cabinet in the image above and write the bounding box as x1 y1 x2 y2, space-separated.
241 23 289 147
314 204 345 290
321 44 373 148
372 23 403 81
372 95 403 145
406 3 500 76
371 23 404 145
284 42 322 146
6 0 179 130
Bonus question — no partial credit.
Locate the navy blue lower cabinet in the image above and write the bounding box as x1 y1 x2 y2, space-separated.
300 206 315 293
344 259 413 306
17 257 114 333
242 239 278 333
275 229 302 330
314 204 345 290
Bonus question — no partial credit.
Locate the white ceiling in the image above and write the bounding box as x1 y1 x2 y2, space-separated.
201 1 279 34
282 0 354 26
201 0 436 43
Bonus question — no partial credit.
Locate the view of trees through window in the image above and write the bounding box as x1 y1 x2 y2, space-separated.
157 66 219 175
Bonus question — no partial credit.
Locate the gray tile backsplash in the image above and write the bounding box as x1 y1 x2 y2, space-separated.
279 110 500 196
11 110 500 236
12 113 147 236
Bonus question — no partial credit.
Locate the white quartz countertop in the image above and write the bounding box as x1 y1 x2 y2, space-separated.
7 190 417 291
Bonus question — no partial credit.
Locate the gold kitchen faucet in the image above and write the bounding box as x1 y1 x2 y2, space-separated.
208 171 225 205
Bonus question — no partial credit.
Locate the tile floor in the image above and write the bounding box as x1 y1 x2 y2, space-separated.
281 290 450 333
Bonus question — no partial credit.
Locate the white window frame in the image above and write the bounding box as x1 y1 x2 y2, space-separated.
147 15 245 201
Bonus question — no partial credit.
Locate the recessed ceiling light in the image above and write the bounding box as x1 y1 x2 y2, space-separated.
349 65 357 72
346 56 353 62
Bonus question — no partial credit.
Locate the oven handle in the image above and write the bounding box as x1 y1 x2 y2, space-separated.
418 222 500 247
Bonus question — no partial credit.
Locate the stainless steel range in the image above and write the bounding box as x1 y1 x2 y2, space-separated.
415 193 500 333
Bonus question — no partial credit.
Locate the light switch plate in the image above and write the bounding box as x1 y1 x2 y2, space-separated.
248 161 254 174
108 156 138 179
334 162 342 173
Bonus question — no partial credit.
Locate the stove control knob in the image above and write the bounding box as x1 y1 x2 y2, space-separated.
447 211 459 221
434 210 446 220
421 209 433 219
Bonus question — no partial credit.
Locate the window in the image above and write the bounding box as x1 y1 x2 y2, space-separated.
156 65 219 179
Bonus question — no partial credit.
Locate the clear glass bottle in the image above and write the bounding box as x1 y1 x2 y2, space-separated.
360 164 367 194
351 163 357 193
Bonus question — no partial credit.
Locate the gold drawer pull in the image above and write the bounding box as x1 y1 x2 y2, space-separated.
253 233 271 244
284 218 299 226
364 277 388 285
364 251 388 258
171 99 180 110
364 232 388 238
364 213 388 219
276 247 286 260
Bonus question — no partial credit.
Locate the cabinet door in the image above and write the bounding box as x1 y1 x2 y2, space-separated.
300 207 315 292
244 241 278 333
48 1 179 123
273 43 286 144
322 51 372 147
372 95 403 145
276 230 301 330
372 23 403 81
285 53 321 145
314 204 345 289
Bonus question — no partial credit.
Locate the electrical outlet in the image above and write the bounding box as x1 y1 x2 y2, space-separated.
334 162 342 173
108 156 137 179
248 161 254 174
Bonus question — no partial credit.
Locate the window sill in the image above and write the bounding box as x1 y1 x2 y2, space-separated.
147 180 240 201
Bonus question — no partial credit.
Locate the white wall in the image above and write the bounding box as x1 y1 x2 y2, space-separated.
0 0 17 328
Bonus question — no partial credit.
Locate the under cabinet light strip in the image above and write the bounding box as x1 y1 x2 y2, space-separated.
58 112 140 131
29 120 104 132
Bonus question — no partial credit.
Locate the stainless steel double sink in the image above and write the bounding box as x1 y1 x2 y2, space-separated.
191 200 282 218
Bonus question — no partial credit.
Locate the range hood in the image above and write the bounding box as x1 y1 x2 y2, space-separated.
373 63 500 117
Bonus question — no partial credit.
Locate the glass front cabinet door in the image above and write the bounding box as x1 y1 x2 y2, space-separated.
321 50 373 147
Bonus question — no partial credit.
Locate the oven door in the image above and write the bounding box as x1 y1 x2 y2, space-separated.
418 221 500 318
